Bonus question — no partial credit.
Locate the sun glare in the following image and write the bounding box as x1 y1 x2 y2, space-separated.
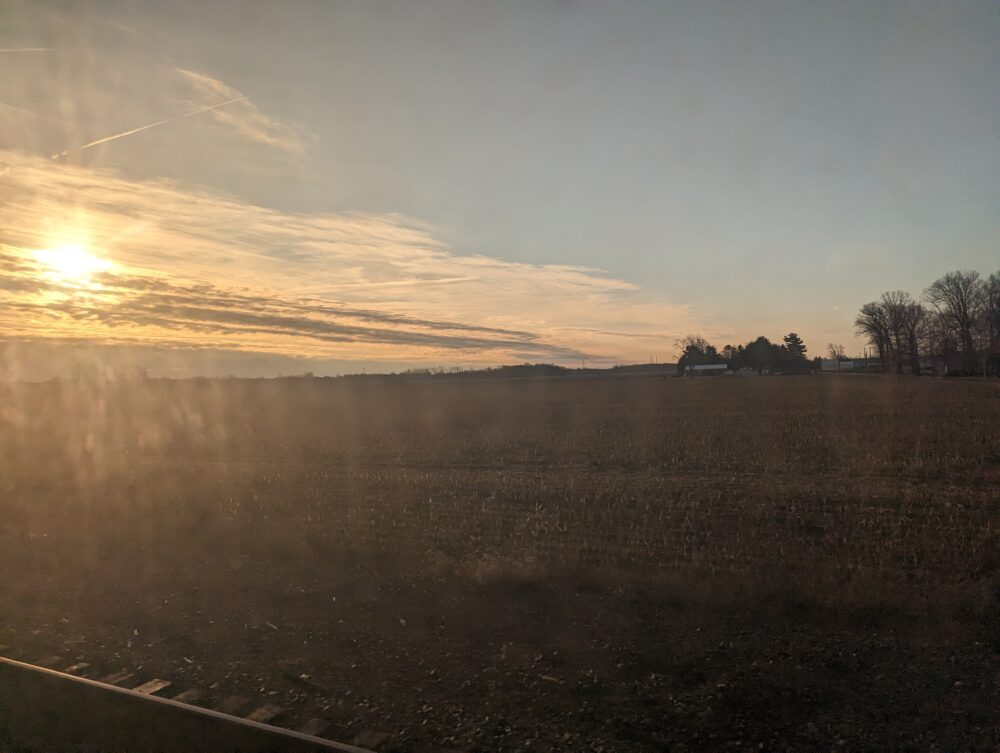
34 243 113 285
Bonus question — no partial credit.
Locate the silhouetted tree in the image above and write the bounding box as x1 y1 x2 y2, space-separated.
721 334 815 374
675 334 724 373
855 301 893 372
744 336 775 374
923 270 984 372
855 293 927 374
901 300 927 375
984 271 1000 347
880 291 911 374
782 332 807 359
985 272 1000 376
676 335 712 356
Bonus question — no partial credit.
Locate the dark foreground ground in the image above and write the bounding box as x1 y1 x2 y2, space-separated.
0 657 351 753
1 375 998 751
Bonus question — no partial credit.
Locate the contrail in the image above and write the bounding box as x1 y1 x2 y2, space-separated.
51 94 250 159
0 48 57 53
0 100 59 122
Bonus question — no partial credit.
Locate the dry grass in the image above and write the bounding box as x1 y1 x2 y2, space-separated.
3 375 996 593
0 374 997 750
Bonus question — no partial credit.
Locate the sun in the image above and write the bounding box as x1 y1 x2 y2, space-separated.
34 243 114 285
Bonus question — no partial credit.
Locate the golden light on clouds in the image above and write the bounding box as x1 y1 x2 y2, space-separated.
0 149 703 375
0 13 700 376
33 243 114 287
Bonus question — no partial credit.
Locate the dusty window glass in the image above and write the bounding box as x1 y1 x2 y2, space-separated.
1 2 997 751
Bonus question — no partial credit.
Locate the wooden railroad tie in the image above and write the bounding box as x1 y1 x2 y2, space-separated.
213 694 250 715
132 678 172 695
171 687 203 704
297 718 331 736
244 703 285 723
99 669 135 684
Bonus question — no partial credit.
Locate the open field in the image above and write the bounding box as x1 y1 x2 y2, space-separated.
1 375 998 751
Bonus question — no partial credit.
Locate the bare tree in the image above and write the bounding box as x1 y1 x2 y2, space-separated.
855 301 893 372
875 291 928 375
923 270 984 371
827 343 846 361
880 291 912 374
983 271 1000 376
675 334 719 373
675 334 712 356
902 301 927 375
984 271 1000 347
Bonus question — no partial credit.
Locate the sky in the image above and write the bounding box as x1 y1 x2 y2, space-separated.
1 0 998 378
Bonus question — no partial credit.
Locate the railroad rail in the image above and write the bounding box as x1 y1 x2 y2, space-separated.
0 654 375 753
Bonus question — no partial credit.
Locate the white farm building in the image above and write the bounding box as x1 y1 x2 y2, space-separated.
685 363 730 376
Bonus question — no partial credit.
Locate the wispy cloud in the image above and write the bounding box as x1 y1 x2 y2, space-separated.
0 3 307 163
176 68 307 155
2 252 579 357
0 149 700 371
0 100 58 122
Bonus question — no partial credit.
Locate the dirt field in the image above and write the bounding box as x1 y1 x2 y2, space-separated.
1 374 998 752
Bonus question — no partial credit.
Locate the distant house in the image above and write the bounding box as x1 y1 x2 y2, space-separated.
685 363 729 376
820 359 854 372
919 357 941 375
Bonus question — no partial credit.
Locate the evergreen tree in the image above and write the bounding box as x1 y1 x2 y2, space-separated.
783 332 807 359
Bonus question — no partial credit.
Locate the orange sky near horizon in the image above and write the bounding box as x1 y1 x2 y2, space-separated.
3 1 996 377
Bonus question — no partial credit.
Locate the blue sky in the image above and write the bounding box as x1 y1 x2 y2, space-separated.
1 0 997 376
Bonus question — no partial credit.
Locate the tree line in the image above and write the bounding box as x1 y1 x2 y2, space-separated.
855 269 1000 376
676 332 812 374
